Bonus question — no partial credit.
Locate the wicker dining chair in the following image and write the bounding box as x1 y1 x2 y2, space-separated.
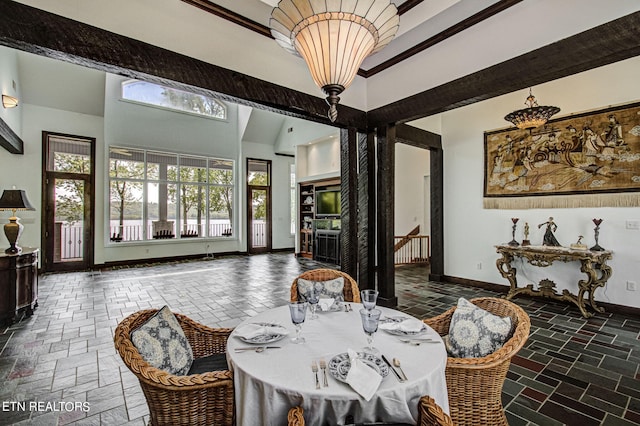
290 268 361 303
422 297 530 426
114 309 234 426
417 395 454 426
288 406 305 425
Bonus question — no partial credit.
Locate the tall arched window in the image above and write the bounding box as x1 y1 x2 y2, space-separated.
121 80 226 120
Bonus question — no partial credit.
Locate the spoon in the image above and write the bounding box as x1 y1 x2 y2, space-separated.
393 358 408 381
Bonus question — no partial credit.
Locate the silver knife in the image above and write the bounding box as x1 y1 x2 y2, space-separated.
233 346 281 351
381 354 405 382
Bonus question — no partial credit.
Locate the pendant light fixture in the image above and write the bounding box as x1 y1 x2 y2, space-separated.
270 0 399 122
504 88 560 130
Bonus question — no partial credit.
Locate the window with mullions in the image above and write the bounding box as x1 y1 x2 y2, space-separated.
121 80 226 120
108 147 234 242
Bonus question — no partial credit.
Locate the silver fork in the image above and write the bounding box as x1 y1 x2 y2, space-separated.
311 361 320 389
319 359 328 387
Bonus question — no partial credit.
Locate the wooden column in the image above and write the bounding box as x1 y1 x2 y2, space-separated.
357 131 376 290
340 128 358 279
376 125 397 307
429 145 445 281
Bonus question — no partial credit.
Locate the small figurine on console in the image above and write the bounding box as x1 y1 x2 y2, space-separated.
538 216 561 246
522 222 531 246
570 235 587 250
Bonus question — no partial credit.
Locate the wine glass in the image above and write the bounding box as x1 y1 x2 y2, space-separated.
289 301 308 344
359 308 382 355
361 289 379 311
307 283 320 319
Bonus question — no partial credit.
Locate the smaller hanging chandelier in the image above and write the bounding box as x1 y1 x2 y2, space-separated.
504 88 560 130
270 0 399 122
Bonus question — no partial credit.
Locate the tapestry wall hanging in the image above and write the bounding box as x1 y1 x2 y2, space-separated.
484 101 640 209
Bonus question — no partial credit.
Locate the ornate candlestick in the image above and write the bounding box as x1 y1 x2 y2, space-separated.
590 218 604 251
508 218 519 246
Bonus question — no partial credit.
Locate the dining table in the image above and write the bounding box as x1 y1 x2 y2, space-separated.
226 302 449 426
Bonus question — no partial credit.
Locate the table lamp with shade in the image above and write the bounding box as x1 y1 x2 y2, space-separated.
0 189 35 254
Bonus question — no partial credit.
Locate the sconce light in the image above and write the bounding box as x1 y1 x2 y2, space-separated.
2 94 19 109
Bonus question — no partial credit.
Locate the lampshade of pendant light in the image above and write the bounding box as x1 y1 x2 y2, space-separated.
270 0 399 122
504 88 560 130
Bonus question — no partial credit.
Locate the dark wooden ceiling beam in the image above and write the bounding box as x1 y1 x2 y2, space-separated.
0 117 24 154
368 11 640 127
0 0 367 131
396 123 441 150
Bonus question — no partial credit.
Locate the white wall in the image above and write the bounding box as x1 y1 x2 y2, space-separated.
0 104 105 260
0 47 22 137
274 117 337 155
431 56 640 308
296 137 340 180
395 144 430 236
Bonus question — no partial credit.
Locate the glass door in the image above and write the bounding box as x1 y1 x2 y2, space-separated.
43 133 95 272
247 159 271 254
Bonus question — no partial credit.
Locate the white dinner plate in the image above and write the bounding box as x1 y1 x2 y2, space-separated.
236 322 288 344
328 352 389 382
380 316 428 336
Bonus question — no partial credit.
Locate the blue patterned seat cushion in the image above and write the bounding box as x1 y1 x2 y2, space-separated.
297 277 345 302
446 298 513 358
131 306 194 375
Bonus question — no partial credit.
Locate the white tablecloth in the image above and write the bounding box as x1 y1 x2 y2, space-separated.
227 303 449 426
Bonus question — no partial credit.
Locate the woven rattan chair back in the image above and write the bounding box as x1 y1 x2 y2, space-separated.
422 297 530 426
290 268 361 303
418 395 455 426
288 406 305 425
114 309 235 426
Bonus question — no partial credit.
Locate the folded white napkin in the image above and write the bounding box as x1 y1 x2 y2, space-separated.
234 323 288 339
319 298 335 312
345 349 382 401
379 318 425 333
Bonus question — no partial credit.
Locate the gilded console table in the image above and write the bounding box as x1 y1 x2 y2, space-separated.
495 245 612 318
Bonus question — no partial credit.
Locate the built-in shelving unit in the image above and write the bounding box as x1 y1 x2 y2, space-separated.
297 178 340 261
299 183 315 258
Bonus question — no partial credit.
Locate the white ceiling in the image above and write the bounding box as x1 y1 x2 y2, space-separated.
17 51 106 117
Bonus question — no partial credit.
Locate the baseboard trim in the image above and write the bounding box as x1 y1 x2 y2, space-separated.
100 251 246 270
442 275 640 317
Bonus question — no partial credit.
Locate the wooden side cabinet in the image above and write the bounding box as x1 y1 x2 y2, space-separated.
0 248 38 325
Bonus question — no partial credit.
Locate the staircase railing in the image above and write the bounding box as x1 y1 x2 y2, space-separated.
394 234 430 265
393 225 420 252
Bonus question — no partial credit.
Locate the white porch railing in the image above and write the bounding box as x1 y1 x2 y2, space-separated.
56 221 268 260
